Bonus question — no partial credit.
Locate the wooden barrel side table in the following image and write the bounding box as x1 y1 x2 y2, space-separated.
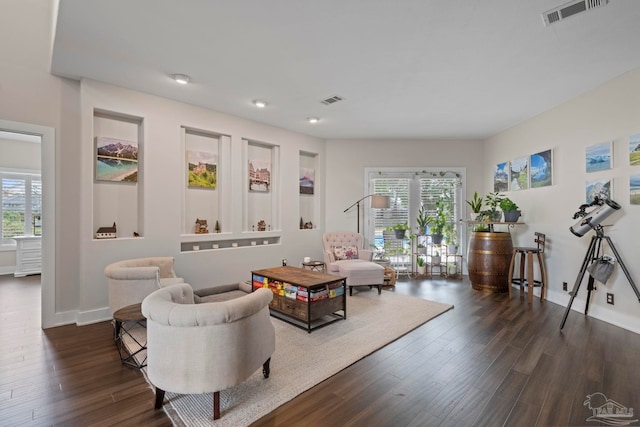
467 231 514 293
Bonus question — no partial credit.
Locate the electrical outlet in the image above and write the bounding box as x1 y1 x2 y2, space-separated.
607 293 614 305
563 282 568 291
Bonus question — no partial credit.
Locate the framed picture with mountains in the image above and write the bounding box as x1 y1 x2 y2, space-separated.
187 150 217 189
95 136 138 182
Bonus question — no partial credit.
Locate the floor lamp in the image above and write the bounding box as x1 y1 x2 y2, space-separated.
343 194 390 233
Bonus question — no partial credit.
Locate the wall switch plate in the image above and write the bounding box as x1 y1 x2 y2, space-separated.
563 282 568 291
607 293 614 305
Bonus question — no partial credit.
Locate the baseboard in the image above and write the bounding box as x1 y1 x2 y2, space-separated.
76 307 112 326
0 266 15 275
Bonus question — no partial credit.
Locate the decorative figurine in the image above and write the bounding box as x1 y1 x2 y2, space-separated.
214 220 221 233
195 218 208 234
257 220 266 231
96 222 117 239
304 221 313 229
300 217 304 229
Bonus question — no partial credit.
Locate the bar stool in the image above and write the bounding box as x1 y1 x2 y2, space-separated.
508 232 547 303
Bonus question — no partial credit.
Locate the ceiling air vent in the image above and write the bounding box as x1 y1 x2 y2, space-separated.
321 95 344 105
542 0 609 26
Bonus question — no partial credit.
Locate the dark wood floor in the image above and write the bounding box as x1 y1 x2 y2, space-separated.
2 274 639 426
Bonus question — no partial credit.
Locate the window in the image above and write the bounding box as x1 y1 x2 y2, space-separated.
1 172 42 244
364 168 464 251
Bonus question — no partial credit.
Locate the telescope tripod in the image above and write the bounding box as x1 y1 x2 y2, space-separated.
560 226 640 329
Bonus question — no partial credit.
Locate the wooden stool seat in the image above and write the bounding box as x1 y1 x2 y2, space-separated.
508 233 547 303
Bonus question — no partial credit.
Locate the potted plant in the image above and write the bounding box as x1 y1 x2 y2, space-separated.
466 191 483 220
416 256 427 275
445 225 459 254
431 250 441 266
483 192 505 222
387 222 409 239
416 205 430 235
417 243 427 254
428 194 450 244
500 197 521 222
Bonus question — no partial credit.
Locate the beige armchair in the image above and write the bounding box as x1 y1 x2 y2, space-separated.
322 232 384 294
141 283 276 420
104 257 184 315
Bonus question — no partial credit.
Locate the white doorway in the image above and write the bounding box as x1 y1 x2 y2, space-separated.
0 119 56 328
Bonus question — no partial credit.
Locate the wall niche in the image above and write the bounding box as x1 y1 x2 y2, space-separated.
92 109 143 239
244 139 280 232
299 151 318 229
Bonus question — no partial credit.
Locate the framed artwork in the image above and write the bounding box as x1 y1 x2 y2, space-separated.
631 174 640 205
187 150 217 189
494 162 509 192
530 149 553 188
510 156 529 190
95 136 138 182
300 167 315 194
585 141 612 172
586 178 612 202
249 159 271 192
629 134 640 166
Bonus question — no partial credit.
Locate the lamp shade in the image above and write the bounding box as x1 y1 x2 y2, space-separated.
371 195 390 209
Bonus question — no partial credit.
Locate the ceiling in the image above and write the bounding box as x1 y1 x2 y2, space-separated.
51 0 640 140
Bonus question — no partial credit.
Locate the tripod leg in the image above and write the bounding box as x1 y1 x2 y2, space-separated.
560 236 598 330
604 237 640 302
584 276 595 315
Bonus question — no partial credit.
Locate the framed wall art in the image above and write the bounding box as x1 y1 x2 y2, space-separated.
585 141 612 173
300 167 315 194
631 174 640 205
510 156 529 190
187 150 217 189
530 149 553 188
494 162 509 192
629 134 640 166
249 159 271 192
95 136 138 182
586 177 612 202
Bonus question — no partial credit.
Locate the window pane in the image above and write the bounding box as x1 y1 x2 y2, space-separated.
31 179 42 236
372 178 409 247
2 177 26 239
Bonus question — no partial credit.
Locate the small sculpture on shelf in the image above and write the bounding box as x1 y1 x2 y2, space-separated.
96 222 117 239
195 218 208 234
257 220 266 232
300 217 304 229
304 221 313 229
215 220 221 233
132 231 140 238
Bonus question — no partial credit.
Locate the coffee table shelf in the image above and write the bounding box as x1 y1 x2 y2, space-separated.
251 266 346 333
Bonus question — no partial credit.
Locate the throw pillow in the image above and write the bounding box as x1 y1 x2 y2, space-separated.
333 245 358 260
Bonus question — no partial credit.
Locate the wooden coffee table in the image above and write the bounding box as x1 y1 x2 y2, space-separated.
251 266 346 333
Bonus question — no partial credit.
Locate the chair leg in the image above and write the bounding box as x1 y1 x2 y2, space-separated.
527 252 534 304
263 357 271 378
519 253 526 296
507 251 516 298
154 387 165 409
537 252 547 301
377 284 382 295
213 391 220 420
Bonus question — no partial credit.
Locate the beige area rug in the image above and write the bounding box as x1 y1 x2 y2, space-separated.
124 290 453 426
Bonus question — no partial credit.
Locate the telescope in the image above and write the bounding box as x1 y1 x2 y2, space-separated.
570 197 621 237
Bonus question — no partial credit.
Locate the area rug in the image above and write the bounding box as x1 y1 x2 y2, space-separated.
125 290 453 426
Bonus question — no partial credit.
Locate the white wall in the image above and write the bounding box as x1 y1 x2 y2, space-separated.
77 80 326 323
324 139 485 232
483 68 640 333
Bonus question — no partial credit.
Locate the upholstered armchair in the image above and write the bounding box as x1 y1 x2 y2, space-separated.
322 232 374 273
141 283 276 420
104 257 184 315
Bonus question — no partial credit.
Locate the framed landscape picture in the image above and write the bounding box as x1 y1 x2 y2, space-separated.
187 150 217 189
249 159 271 192
494 162 509 192
530 149 553 188
586 178 612 203
629 134 640 166
586 141 612 172
631 174 640 205
510 156 529 190
300 167 315 194
95 136 138 182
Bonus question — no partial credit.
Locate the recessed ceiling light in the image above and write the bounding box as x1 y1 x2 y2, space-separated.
172 74 191 84
253 100 267 108
307 117 319 124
